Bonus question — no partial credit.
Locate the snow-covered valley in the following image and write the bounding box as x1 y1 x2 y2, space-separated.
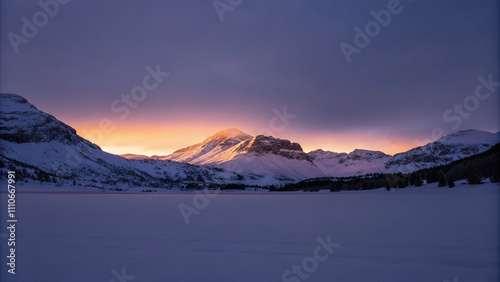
1 181 498 281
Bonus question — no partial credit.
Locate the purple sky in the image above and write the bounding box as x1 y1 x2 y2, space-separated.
1 0 499 155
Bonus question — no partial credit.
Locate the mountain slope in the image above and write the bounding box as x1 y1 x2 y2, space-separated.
309 149 392 177
385 129 499 173
159 129 324 179
163 128 253 165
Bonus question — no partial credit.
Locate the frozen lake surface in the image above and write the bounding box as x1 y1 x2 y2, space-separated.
1 182 499 281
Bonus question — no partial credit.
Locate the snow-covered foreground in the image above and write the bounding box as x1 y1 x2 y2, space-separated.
1 182 499 281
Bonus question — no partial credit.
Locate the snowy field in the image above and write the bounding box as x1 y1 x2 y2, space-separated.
1 182 499 281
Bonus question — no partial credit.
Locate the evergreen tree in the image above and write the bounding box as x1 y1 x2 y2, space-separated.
397 174 409 188
438 170 446 187
426 170 439 183
447 178 455 188
362 181 369 190
409 173 416 186
415 175 423 187
467 174 482 185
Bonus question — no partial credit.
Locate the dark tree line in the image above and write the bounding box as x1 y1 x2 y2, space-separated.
413 143 499 185
208 183 247 190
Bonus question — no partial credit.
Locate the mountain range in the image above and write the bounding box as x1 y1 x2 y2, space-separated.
130 128 499 180
1 93 498 187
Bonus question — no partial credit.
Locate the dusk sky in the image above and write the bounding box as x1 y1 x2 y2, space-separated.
1 0 498 156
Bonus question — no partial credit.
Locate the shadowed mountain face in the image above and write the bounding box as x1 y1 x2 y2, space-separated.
242 135 311 161
0 93 97 147
163 129 311 164
1 93 499 183
156 128 320 179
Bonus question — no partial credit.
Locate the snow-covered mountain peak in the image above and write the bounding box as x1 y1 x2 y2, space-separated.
435 129 499 145
0 93 39 113
348 149 391 159
385 129 499 173
119 153 152 160
203 128 253 144
161 131 319 179
0 93 97 147
306 148 392 177
350 149 376 154
308 148 390 161
308 149 346 159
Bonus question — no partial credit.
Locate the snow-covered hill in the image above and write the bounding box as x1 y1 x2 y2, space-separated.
385 129 499 173
119 153 152 160
309 149 392 177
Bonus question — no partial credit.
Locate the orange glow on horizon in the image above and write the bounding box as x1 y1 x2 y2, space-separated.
280 131 424 156
72 120 425 157
75 124 225 157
